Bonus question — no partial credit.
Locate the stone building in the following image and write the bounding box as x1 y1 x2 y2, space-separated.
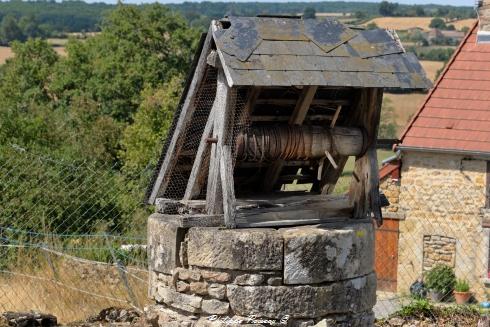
378 10 490 298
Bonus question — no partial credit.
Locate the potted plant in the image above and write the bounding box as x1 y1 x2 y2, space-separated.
424 264 456 302
454 279 471 304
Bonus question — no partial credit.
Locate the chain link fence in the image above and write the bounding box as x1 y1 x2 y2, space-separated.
1 142 489 325
0 143 150 323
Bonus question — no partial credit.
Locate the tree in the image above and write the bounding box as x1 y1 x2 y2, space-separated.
379 1 398 17
50 4 199 123
367 22 378 30
0 15 25 45
415 6 425 17
120 76 183 175
303 7 316 19
429 17 446 29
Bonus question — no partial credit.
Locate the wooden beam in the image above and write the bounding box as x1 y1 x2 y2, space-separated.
183 106 216 200
255 99 350 106
235 194 353 228
348 88 384 225
206 68 238 229
149 213 224 228
148 28 214 204
262 86 318 192
220 146 236 228
206 70 227 215
289 86 319 125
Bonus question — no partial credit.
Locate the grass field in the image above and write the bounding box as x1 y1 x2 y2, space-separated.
364 17 476 31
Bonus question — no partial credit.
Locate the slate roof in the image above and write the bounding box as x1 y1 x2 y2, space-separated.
400 22 490 155
213 16 432 89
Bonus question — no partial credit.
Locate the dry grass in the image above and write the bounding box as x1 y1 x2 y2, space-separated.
419 60 444 82
0 46 66 65
0 47 13 65
364 17 476 31
384 61 442 135
0 251 148 324
384 93 426 136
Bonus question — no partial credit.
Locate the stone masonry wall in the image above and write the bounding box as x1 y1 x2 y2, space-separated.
397 151 488 298
380 177 402 217
422 235 456 271
147 215 377 327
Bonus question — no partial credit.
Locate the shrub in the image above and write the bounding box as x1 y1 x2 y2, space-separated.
398 298 433 318
425 264 456 295
455 279 470 292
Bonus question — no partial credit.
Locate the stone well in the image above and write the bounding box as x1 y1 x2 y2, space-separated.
147 213 376 326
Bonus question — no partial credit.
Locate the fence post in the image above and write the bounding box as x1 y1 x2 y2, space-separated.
105 234 140 309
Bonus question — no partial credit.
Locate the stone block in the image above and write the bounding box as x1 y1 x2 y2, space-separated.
187 227 283 270
227 273 376 319
208 283 226 300
148 270 158 298
158 287 202 313
190 282 208 295
201 299 230 315
234 274 265 286
201 269 231 283
267 277 282 286
176 281 190 293
147 214 185 274
281 223 374 284
177 268 202 282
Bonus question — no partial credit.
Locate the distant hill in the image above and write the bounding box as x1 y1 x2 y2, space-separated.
0 1 476 35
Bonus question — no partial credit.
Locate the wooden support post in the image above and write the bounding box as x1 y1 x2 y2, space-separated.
317 90 361 194
348 88 384 225
183 102 216 200
148 28 214 204
206 68 237 228
263 86 318 192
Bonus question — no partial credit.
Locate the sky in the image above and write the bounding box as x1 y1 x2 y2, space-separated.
107 0 474 8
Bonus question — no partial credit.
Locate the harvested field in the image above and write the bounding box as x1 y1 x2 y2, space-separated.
419 60 444 82
0 46 66 64
364 17 476 31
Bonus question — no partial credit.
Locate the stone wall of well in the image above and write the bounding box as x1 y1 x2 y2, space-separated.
396 151 488 298
147 214 377 327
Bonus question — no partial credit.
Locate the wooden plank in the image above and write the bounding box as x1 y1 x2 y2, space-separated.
149 213 224 228
349 88 384 224
289 86 319 125
330 105 342 128
206 69 227 215
236 216 352 228
220 146 236 228
256 99 350 106
251 114 333 122
262 86 318 192
235 196 353 228
148 27 214 204
183 99 216 200
206 68 238 229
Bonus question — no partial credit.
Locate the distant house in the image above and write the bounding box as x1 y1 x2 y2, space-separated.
427 28 465 45
377 17 490 297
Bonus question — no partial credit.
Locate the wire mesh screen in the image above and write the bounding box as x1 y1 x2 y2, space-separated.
374 153 490 326
163 67 218 200
0 144 149 323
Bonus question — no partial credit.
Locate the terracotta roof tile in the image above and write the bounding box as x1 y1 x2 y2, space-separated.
400 22 490 155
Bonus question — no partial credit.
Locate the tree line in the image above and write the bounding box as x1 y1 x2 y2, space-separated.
0 0 476 43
